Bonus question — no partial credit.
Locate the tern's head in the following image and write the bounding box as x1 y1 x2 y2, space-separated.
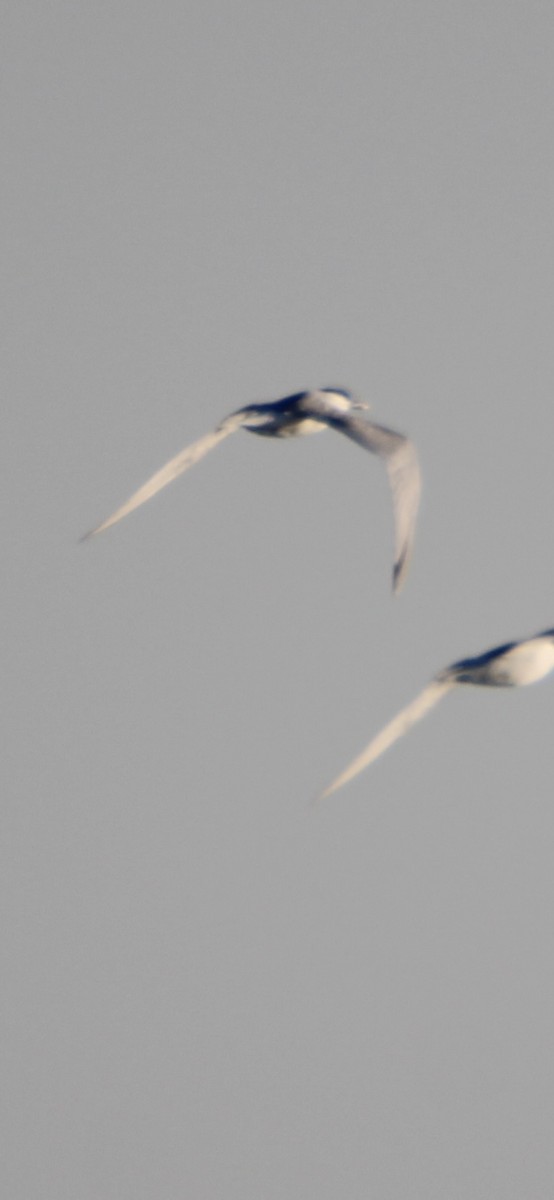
320 387 369 411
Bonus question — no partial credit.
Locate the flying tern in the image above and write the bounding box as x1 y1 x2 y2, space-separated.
318 627 554 798
82 388 421 593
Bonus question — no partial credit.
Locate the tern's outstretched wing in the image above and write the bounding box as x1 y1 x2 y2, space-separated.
328 415 421 593
81 410 249 540
317 677 454 800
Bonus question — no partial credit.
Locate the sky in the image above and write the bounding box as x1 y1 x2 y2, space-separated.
3 0 554 1196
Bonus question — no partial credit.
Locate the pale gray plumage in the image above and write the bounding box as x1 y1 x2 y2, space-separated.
318 628 554 799
82 388 421 593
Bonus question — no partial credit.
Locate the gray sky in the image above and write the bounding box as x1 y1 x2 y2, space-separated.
4 1 554 1196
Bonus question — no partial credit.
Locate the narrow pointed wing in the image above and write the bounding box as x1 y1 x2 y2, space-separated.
328 416 421 593
317 677 453 800
81 410 248 540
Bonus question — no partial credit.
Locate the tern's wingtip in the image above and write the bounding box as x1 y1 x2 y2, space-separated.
392 562 406 595
79 527 98 544
311 781 337 805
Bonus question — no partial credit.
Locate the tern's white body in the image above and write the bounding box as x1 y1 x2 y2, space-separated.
241 389 354 437
318 628 554 799
468 639 554 686
83 387 421 593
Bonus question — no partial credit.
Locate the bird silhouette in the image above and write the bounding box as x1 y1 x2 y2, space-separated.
318 628 554 798
82 388 421 594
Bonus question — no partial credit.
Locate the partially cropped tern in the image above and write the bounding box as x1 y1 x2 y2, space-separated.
82 388 421 593
318 627 554 798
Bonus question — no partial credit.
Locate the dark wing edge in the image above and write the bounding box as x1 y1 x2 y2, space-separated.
329 416 422 594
